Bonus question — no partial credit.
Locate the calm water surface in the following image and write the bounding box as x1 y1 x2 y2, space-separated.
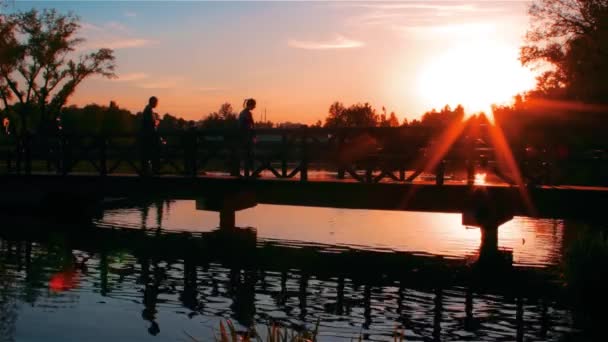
0 200 585 341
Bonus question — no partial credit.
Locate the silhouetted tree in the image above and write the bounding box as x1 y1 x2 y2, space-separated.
0 9 116 134
521 0 608 102
324 101 346 127
199 102 238 129
256 120 274 128
102 101 136 134
60 102 136 134
157 113 187 132
218 102 236 121
420 104 465 127
324 101 378 127
388 112 400 127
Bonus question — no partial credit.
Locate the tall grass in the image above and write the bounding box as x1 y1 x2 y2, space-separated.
186 320 406 342
186 320 319 342
563 224 608 338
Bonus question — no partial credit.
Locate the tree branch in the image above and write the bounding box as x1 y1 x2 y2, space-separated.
2 75 23 104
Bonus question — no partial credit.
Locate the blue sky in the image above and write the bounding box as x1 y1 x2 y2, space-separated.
6 1 536 123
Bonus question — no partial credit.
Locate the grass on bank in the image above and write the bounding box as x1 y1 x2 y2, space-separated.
186 319 405 342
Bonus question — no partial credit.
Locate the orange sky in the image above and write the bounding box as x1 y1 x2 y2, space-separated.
15 1 538 124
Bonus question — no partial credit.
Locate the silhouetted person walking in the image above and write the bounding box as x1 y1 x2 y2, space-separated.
239 98 256 177
140 96 160 176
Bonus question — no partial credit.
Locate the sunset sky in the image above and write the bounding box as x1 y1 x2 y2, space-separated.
9 1 538 123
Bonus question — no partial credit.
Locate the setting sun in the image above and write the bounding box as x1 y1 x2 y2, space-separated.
418 41 536 117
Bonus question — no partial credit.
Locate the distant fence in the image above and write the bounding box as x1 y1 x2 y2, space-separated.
0 127 606 185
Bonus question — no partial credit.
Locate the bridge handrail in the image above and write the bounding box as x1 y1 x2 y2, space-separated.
0 127 606 185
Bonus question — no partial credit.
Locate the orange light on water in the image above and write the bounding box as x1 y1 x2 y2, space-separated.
49 270 79 292
474 172 487 185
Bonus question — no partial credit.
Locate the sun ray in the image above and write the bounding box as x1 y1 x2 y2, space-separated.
487 120 536 216
399 118 468 209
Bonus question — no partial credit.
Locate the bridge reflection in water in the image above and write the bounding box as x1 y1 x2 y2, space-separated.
0 197 576 341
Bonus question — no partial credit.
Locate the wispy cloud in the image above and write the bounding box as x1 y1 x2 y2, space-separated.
80 21 157 50
105 21 129 32
138 77 183 90
399 22 496 34
124 11 137 18
343 1 510 28
114 72 148 82
349 3 481 12
288 35 364 50
108 39 158 49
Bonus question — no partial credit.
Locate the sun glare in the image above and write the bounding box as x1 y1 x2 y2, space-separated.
418 42 535 118
474 172 487 185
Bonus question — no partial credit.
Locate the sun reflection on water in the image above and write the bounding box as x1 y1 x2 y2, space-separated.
474 172 487 185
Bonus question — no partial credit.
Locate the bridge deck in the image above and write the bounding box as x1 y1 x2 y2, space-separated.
1 173 607 220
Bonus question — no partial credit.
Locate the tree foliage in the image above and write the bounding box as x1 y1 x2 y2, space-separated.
0 9 115 133
199 102 238 129
324 102 379 128
521 0 608 102
420 105 465 128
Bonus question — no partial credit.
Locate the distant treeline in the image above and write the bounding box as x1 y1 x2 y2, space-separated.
1 100 476 136
1 97 607 153
493 95 608 149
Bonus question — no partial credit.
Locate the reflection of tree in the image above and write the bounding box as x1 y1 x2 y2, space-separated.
179 259 200 315
141 261 165 336
0 252 18 342
229 268 256 327
0 217 582 341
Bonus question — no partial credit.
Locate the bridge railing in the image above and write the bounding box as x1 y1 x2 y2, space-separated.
0 127 606 185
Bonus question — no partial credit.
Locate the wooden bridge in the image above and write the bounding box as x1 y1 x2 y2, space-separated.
0 127 605 184
0 127 602 340
1 127 607 228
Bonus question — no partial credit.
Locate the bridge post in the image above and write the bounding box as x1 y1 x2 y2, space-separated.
467 160 475 185
465 287 474 331
436 160 446 186
219 208 236 229
516 296 524 342
195 191 257 229
6 141 13 173
100 136 107 176
365 158 373 183
229 133 240 177
183 130 197 177
281 132 288 178
363 284 372 329
433 287 443 341
61 135 72 176
466 135 476 185
337 133 346 179
336 276 345 315
300 134 308 182
298 272 309 320
479 224 498 256
24 135 32 175
15 137 22 174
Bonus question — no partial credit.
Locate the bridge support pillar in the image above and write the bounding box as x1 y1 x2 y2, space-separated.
219 209 236 229
463 188 514 268
196 191 257 229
